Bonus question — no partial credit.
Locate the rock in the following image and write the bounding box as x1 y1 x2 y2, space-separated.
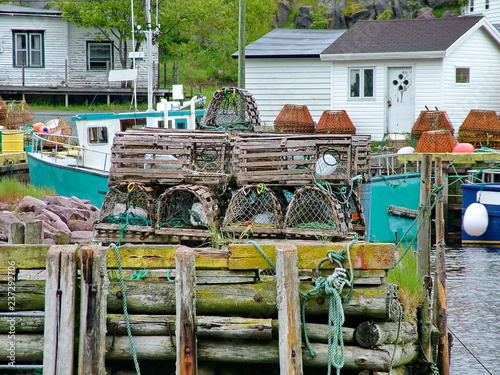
296 6 313 29
70 231 95 244
0 210 23 242
277 1 291 28
16 196 47 214
415 7 435 18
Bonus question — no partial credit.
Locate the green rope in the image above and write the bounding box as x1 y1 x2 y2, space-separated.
109 243 141 375
247 240 275 270
104 212 150 226
162 209 206 228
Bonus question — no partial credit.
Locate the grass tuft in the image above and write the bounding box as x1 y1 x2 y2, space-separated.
0 178 55 204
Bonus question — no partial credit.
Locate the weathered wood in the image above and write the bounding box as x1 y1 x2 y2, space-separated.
106 281 400 320
358 367 411 375
25 220 43 244
386 205 418 219
0 312 44 333
175 246 197 375
0 245 50 268
8 222 25 244
354 321 418 348
78 246 108 375
275 243 302 374
43 245 78 375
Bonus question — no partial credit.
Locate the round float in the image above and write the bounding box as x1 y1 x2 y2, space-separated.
463 202 489 237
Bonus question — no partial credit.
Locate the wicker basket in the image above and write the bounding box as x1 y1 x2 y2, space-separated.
411 110 454 144
414 130 458 153
274 104 315 133
458 109 500 148
315 110 356 134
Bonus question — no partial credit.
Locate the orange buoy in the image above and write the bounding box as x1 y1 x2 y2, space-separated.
33 122 46 132
452 143 475 153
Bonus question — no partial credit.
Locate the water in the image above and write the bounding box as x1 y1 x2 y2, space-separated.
446 246 499 374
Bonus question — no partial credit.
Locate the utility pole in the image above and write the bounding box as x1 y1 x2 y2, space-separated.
145 0 154 111
238 0 246 89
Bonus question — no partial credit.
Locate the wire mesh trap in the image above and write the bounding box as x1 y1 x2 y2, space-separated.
414 130 458 153
274 104 315 133
0 100 36 129
315 110 356 134
201 87 260 131
284 186 348 239
156 184 221 242
222 184 285 237
458 109 500 148
93 182 158 241
411 110 454 144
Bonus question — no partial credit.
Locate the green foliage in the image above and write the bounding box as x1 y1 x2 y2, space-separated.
311 4 333 29
376 8 393 20
386 248 425 319
0 178 55 204
342 0 366 16
407 1 422 9
432 5 462 17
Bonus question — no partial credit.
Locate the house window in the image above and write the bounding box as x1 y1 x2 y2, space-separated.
349 68 374 99
87 42 113 71
470 0 474 12
13 31 44 67
456 68 470 84
485 0 489 9
88 126 108 144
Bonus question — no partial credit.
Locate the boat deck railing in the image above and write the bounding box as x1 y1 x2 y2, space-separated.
30 132 111 172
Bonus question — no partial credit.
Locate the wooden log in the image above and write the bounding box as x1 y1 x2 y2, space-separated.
25 220 43 244
354 321 418 348
358 367 411 375
8 222 25 244
175 246 197 375
0 245 50 269
78 246 108 375
107 281 401 320
386 205 418 219
0 280 45 310
275 242 302 374
0 312 44 333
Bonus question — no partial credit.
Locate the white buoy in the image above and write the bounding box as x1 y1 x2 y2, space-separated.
315 154 338 175
397 146 415 154
463 202 489 237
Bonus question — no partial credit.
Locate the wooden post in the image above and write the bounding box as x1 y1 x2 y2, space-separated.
275 242 303 375
433 157 450 374
78 246 108 375
175 246 197 375
43 245 78 375
8 222 25 244
25 220 43 244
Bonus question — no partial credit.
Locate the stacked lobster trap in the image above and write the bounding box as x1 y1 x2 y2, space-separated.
95 128 371 244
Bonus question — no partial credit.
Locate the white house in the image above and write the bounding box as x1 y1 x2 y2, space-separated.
243 17 500 141
0 4 155 90
465 0 500 25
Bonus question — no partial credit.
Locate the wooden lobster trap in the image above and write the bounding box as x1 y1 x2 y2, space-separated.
458 109 500 148
315 110 356 134
93 182 159 243
222 184 285 238
231 133 354 186
274 104 315 133
415 130 458 153
283 186 349 239
351 135 371 183
109 129 231 187
411 110 454 144
155 184 221 243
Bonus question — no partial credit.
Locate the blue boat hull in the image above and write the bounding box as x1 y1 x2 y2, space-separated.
27 153 109 208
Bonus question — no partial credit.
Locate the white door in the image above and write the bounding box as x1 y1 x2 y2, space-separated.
387 67 414 133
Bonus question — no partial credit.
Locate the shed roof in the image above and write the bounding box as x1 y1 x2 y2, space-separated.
321 16 489 59
233 28 346 58
0 4 61 16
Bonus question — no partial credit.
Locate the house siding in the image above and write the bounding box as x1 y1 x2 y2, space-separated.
245 58 332 126
441 27 500 127
465 1 500 24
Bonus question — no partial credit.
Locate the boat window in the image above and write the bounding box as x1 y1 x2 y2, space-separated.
88 127 108 144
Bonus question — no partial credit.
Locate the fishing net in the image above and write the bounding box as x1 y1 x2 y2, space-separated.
458 109 500 148
156 185 220 231
377 133 414 151
284 186 348 239
222 184 285 237
411 110 454 144
98 182 158 227
274 104 315 133
201 87 260 131
0 100 36 129
315 110 356 134
414 130 458 153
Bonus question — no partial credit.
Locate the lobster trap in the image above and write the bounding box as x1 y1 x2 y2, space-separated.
274 104 315 133
0 100 36 129
222 185 285 238
283 186 348 239
93 182 159 243
315 110 356 134
458 109 500 148
411 110 454 144
414 130 458 153
156 184 221 243
231 133 355 186
201 87 260 131
110 129 231 187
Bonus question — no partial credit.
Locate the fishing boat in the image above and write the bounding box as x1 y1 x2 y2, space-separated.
27 94 206 207
461 168 500 246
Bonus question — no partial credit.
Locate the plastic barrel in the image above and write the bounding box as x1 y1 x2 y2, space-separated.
1 130 24 154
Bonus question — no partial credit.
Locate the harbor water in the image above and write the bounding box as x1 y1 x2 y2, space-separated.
446 246 499 374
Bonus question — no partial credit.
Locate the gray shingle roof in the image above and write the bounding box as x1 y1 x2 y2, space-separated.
233 28 346 58
321 16 484 55
0 4 61 16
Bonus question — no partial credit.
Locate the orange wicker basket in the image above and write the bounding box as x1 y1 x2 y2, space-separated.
315 110 356 134
415 130 458 153
458 109 500 148
411 110 454 143
274 104 315 133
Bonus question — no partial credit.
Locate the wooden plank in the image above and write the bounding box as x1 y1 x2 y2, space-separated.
0 245 51 269
25 221 43 245
276 243 302 374
42 248 60 375
8 222 25 244
175 246 197 375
